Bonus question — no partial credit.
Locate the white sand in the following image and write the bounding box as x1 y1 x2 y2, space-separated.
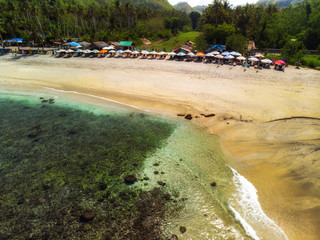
1 54 320 239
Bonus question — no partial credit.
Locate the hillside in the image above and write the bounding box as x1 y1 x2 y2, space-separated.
193 5 206 13
174 2 193 13
118 0 174 10
256 0 303 7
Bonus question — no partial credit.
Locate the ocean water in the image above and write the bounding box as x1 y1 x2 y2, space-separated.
0 85 288 240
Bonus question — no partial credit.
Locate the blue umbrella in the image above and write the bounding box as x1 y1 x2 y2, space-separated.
221 51 230 56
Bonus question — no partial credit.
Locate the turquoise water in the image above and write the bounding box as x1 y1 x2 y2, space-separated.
0 86 288 240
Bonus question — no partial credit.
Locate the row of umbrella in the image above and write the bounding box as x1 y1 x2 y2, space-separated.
56 48 276 64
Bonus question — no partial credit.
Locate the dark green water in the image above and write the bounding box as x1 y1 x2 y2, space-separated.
0 95 178 240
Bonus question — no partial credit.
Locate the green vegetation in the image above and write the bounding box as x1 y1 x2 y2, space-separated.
0 0 189 44
141 31 201 51
301 55 320 69
0 97 178 239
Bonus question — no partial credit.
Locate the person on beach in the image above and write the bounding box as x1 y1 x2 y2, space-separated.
282 65 285 72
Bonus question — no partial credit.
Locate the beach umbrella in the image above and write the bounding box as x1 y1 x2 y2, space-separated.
66 49 74 53
230 51 241 56
248 57 259 62
141 50 149 55
205 52 214 57
124 49 132 53
117 50 124 54
196 52 205 57
224 55 234 59
83 49 91 54
261 59 272 64
168 52 177 56
75 45 83 49
109 50 116 53
57 49 66 53
149 51 158 55
211 51 220 55
254 53 264 58
215 54 224 59
92 49 99 54
159 51 168 55
187 52 195 57
99 49 107 54
132 51 140 54
103 46 114 50
274 60 286 65
75 49 83 53
177 52 186 57
221 51 230 56
236 56 246 61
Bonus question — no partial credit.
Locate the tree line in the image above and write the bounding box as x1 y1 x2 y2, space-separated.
195 0 320 53
0 0 319 55
0 0 190 45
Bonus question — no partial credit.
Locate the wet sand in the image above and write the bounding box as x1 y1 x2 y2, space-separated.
1 54 320 239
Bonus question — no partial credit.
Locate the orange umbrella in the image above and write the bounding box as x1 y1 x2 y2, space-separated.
196 52 205 57
99 49 107 54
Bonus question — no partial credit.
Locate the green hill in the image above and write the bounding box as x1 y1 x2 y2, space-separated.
256 0 303 7
193 5 206 13
174 2 194 13
113 0 174 10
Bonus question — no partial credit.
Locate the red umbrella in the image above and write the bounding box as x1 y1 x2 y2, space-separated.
274 60 286 65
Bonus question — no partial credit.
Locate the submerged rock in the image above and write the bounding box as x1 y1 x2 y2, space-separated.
124 175 137 184
80 210 95 222
184 114 192 120
201 113 216 118
166 234 179 240
157 181 166 187
210 182 217 187
154 171 159 175
179 226 186 234
28 131 39 138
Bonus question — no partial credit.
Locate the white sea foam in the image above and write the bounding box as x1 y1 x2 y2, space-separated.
229 168 289 240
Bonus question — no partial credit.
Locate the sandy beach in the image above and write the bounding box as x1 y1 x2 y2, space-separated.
1 54 320 239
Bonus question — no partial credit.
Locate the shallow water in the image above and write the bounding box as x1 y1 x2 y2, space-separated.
0 85 288 239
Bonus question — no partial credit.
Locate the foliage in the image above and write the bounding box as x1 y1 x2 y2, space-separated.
301 55 320 69
0 0 190 44
226 33 248 54
202 23 235 45
189 11 201 30
139 31 201 51
197 0 320 51
281 38 306 62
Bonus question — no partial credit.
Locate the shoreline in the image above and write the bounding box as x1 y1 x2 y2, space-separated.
1 55 320 239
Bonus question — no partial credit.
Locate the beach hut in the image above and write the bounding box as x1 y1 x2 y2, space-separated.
79 41 91 49
119 41 134 50
90 42 107 50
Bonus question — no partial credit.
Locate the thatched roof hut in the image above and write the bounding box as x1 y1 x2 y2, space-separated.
90 41 108 50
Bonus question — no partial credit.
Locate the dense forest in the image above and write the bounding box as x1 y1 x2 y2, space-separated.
0 0 319 53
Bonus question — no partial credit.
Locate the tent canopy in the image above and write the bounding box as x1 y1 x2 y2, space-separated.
119 41 133 47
